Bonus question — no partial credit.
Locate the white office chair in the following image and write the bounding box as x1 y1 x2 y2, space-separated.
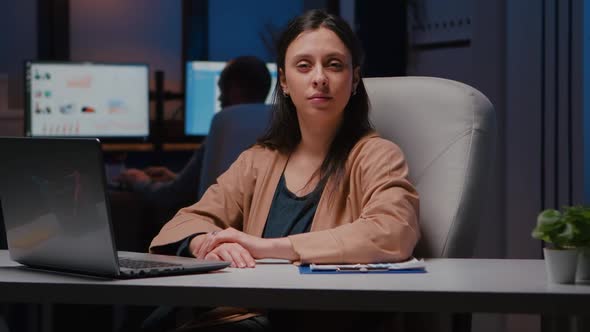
364 76 497 332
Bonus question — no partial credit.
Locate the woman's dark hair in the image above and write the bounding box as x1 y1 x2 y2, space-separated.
258 9 372 197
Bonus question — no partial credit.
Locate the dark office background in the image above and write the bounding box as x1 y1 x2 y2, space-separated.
0 1 588 331
0 0 586 287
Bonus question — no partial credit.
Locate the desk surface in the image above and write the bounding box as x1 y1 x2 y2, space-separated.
0 251 588 314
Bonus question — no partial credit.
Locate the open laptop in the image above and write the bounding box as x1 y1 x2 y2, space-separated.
0 137 229 278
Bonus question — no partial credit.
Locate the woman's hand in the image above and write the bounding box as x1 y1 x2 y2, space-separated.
196 228 299 261
189 234 255 268
204 243 256 268
194 228 265 259
188 234 208 258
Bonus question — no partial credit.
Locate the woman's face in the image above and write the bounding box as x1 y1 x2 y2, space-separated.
280 27 359 126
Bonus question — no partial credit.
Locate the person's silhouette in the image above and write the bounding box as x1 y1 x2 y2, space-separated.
116 56 272 226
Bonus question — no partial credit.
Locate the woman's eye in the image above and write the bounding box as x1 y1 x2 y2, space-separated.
329 62 343 69
296 62 311 70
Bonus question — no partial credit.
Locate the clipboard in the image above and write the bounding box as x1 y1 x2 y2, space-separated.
299 258 427 274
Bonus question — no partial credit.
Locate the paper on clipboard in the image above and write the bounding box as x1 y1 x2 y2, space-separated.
309 257 426 272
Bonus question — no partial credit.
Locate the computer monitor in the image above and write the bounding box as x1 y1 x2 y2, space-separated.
184 61 277 136
25 61 150 140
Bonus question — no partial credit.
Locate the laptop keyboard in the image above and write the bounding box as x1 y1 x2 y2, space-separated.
118 257 182 270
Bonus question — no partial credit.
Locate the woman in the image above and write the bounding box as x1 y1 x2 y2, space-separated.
149 9 419 331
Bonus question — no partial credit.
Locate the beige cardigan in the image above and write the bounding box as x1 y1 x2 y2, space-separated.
150 133 420 264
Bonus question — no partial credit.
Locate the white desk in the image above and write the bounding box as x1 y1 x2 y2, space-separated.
0 251 588 315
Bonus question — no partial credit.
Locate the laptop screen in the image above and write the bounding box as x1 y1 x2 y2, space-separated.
0 138 119 275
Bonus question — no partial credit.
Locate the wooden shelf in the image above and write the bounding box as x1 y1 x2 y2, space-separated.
101 142 201 152
101 143 154 152
162 142 201 151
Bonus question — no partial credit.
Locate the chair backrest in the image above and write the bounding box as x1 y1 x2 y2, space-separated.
364 77 496 258
198 103 272 199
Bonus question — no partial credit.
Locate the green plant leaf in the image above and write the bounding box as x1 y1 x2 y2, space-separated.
556 222 576 244
532 206 590 248
537 209 561 227
532 209 561 243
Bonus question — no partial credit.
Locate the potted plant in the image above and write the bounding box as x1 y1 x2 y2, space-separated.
532 207 585 284
564 206 590 282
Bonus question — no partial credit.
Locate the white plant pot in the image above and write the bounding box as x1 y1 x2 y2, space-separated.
576 247 590 283
543 248 578 284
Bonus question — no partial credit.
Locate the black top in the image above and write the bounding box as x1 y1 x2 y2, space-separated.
262 174 320 238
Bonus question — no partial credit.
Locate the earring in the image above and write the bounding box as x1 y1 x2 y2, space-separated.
352 89 357 96
283 90 289 97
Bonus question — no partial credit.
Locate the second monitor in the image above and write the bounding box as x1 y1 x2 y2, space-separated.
184 61 277 137
25 61 150 140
